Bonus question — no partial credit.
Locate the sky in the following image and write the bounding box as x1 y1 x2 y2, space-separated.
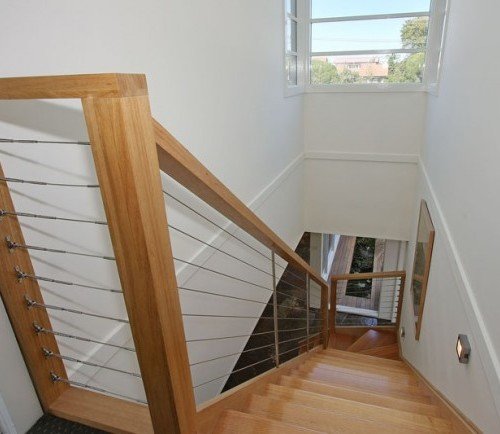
311 0 430 53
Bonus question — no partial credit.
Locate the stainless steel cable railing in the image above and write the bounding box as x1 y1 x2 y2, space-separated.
162 175 326 404
0 128 328 419
0 143 148 406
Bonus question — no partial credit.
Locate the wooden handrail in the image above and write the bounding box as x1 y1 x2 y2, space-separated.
331 270 406 281
0 73 147 99
154 119 328 289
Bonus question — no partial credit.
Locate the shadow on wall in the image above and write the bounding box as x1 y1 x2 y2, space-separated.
0 100 88 140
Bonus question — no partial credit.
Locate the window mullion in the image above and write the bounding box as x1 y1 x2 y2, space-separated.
311 11 429 24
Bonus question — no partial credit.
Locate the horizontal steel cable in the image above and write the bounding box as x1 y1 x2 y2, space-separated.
193 356 275 389
180 285 304 306
278 334 308 346
173 257 271 292
7 239 115 261
169 224 272 277
278 339 320 359
0 138 90 145
26 296 129 323
170 223 306 291
190 342 275 367
0 176 99 188
185 326 314 343
163 190 307 283
16 268 122 294
50 373 147 404
43 348 141 378
186 329 275 343
183 313 307 320
179 286 267 305
277 304 308 312
34 323 135 352
0 209 107 225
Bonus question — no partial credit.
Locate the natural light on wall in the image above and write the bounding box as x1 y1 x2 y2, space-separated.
284 0 448 93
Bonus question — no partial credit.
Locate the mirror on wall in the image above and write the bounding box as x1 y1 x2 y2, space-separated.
411 200 435 340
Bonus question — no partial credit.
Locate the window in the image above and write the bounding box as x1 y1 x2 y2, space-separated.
285 0 299 87
294 0 449 91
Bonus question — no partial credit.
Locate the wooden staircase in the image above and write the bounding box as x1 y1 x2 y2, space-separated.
213 335 469 433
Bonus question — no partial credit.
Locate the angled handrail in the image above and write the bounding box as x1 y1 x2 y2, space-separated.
154 119 327 289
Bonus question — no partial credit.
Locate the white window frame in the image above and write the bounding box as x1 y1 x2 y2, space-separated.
283 0 307 97
285 0 448 94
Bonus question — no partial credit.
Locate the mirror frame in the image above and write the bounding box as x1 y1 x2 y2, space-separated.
411 200 435 340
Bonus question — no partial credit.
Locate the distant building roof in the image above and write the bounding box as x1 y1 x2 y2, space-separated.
314 55 389 79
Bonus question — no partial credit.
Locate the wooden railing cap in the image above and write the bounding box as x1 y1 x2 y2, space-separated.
332 270 406 281
0 73 148 100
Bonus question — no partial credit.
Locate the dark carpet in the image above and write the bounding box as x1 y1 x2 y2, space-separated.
28 414 106 433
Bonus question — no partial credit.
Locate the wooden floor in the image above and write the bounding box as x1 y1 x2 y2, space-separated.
214 330 469 433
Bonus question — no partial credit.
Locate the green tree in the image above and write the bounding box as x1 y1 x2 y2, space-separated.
338 69 361 84
311 60 338 85
401 17 429 49
388 17 428 83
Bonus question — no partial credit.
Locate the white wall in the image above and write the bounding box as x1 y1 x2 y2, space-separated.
0 0 305 422
0 299 42 434
400 166 500 432
303 92 425 240
400 1 500 431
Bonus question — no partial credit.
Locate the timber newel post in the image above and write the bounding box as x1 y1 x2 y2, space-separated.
82 89 197 433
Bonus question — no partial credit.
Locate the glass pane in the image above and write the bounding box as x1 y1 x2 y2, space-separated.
310 53 425 85
286 55 298 85
312 0 430 19
286 18 298 52
312 17 429 53
286 0 297 17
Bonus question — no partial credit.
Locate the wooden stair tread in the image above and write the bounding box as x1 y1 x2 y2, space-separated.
359 343 400 360
246 394 440 433
278 376 442 417
295 364 429 395
301 361 418 387
288 370 433 404
214 409 323 433
209 348 467 433
347 330 397 352
310 354 410 375
321 348 405 368
305 359 416 384
264 384 451 432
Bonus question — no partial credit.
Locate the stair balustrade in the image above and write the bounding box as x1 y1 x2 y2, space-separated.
330 270 406 333
0 74 329 433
